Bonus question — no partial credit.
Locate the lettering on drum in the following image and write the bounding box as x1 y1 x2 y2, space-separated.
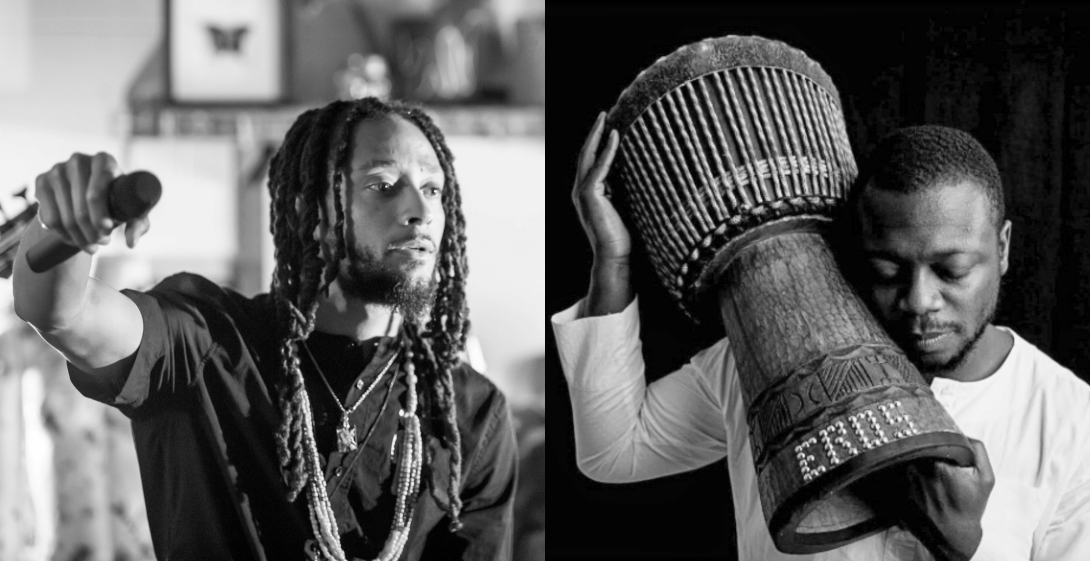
751 348 911 465
794 400 920 483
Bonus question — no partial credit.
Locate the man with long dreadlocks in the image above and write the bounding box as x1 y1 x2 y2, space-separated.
12 97 518 560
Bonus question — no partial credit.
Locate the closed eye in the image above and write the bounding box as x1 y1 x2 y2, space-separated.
868 259 900 282
936 256 976 281
939 267 971 281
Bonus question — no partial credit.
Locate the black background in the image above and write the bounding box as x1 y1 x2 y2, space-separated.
548 4 1090 558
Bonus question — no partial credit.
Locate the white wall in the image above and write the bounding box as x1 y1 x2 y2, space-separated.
109 137 239 285
0 0 160 195
450 135 545 409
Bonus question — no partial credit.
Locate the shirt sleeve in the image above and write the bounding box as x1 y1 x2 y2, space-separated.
1034 421 1090 559
67 273 223 411
550 297 730 484
970 535 1025 561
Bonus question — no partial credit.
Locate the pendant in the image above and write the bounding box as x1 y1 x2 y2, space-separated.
337 415 357 453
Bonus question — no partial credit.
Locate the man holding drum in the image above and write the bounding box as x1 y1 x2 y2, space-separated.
554 113 1090 560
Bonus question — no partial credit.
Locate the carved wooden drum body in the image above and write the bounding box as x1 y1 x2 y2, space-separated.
603 35 974 553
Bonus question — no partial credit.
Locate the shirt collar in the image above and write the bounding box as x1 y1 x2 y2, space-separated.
930 326 1018 398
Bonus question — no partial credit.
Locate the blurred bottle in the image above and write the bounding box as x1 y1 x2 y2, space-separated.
291 0 377 103
457 1 506 100
391 0 506 103
393 17 472 103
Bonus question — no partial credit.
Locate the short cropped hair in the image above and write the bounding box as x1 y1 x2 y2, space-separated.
854 125 1005 228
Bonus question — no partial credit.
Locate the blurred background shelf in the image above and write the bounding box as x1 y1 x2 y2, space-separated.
126 103 544 139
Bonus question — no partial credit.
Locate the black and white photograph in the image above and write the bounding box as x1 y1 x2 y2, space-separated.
550 4 1090 560
0 0 544 560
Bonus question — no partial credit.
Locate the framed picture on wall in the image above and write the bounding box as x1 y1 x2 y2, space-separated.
166 0 288 104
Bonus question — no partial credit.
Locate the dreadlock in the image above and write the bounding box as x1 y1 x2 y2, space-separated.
267 98 469 536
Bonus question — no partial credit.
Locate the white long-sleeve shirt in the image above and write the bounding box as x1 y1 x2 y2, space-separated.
551 297 1090 560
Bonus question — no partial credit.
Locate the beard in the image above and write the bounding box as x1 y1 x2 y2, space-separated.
338 244 438 321
904 280 1002 376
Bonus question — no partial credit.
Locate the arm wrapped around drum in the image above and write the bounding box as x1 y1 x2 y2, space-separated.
603 35 974 554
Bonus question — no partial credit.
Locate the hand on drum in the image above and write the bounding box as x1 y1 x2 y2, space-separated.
870 437 995 561
572 112 630 264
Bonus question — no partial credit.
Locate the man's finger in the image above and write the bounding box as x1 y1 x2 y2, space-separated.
68 156 103 249
125 216 151 248
576 112 606 185
966 437 994 484
49 163 88 248
35 174 59 233
88 153 120 232
585 129 620 192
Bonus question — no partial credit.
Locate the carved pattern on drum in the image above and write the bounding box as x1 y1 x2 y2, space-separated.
681 197 842 306
748 346 911 465
819 353 914 403
721 233 899 401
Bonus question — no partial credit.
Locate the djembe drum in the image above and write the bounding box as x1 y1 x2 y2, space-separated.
604 35 974 553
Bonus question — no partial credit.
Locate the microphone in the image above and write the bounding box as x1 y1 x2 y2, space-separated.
26 170 162 273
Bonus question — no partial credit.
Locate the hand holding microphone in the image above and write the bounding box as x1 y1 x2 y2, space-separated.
29 153 161 273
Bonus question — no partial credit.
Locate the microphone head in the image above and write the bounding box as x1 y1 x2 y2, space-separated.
109 170 162 222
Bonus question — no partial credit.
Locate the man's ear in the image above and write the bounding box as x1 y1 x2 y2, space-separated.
998 219 1012 276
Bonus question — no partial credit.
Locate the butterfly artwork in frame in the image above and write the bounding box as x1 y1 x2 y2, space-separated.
166 0 287 104
206 24 250 55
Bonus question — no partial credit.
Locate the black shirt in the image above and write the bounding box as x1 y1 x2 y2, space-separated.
69 273 517 561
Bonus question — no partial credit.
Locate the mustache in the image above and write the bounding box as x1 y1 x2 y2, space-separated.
387 234 437 253
895 317 960 334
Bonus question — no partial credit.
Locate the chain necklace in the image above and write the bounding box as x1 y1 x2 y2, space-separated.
302 340 400 453
299 344 424 561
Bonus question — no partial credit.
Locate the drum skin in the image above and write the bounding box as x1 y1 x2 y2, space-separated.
604 36 974 553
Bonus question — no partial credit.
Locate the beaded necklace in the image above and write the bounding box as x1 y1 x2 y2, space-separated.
298 340 424 561
301 341 399 453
